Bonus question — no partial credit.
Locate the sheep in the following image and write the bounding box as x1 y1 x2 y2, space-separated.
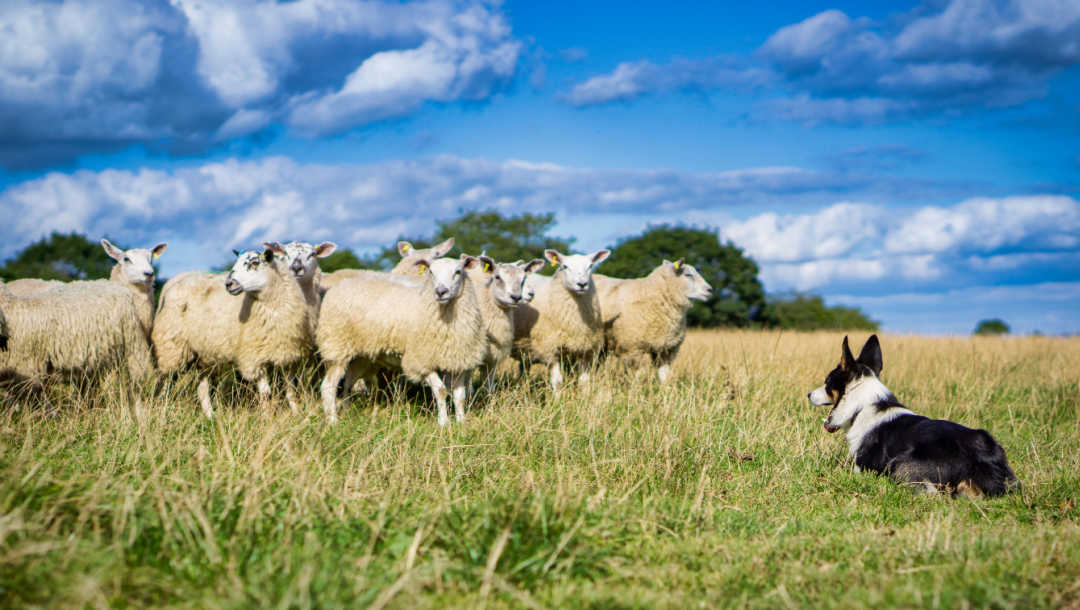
151 243 314 417
278 240 337 312
317 254 486 425
0 281 153 391
593 259 713 382
522 270 549 303
512 249 610 391
0 301 6 352
390 237 455 274
4 239 167 339
465 256 544 386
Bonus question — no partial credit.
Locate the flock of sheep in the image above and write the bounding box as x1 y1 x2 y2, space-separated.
0 237 713 425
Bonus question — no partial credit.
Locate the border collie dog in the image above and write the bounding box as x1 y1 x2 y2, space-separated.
808 335 1018 497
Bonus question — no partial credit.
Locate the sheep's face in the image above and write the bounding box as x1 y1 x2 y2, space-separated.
545 249 610 295
668 260 712 301
415 257 467 305
283 241 337 279
225 249 276 295
102 239 167 286
522 271 546 302
510 259 545 304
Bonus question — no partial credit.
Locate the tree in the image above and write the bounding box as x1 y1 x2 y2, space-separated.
0 232 113 281
602 225 773 327
974 319 1010 336
371 210 575 271
318 248 382 273
770 294 879 331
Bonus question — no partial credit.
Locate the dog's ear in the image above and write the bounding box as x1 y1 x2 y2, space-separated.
857 334 883 377
840 335 856 371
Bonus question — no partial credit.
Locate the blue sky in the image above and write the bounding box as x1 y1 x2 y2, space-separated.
1 0 1078 334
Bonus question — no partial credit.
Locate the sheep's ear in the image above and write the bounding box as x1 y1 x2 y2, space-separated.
478 255 495 274
262 241 287 256
101 238 125 262
590 249 611 265
840 336 856 371
461 254 479 270
544 249 562 266
857 335 883 377
412 258 430 275
314 242 337 258
432 237 455 258
262 249 275 263
522 258 545 274
397 241 413 257
668 258 686 274
152 243 168 259
232 249 241 258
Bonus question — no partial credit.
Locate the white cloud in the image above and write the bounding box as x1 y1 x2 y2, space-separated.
0 0 521 167
563 57 770 107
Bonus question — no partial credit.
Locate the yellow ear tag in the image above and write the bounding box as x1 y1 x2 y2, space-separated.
483 262 491 273
153 252 160 260
673 260 681 270
403 244 411 252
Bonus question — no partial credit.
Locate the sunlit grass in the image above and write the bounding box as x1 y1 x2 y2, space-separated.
2 330 1078 608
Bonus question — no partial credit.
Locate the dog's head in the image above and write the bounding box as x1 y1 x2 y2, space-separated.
808 335 883 433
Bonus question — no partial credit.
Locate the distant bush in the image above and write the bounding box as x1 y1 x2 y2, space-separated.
770 294 879 331
974 318 1010 336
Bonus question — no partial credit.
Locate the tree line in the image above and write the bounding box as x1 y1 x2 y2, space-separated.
0 211 879 331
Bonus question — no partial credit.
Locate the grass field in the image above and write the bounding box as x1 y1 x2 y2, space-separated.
2 330 1079 608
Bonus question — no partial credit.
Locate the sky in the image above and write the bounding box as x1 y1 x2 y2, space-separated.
0 0 1078 335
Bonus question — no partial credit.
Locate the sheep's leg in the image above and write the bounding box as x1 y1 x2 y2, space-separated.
343 359 362 396
321 362 346 424
255 373 272 411
657 364 672 383
197 377 214 419
451 371 470 423
426 372 450 427
285 380 300 414
549 361 564 393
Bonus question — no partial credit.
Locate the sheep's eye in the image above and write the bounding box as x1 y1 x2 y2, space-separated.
123 257 131 263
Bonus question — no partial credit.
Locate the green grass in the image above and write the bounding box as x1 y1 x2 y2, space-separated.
1 331 1078 608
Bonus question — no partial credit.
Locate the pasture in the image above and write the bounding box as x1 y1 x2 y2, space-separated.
2 330 1078 608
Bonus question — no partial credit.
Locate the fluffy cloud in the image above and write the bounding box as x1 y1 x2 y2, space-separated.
722 196 1080 291
564 57 770 106
566 0 1080 122
0 155 906 276
0 0 520 168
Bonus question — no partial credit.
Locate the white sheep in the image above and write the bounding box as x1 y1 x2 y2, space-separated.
594 259 713 382
317 254 486 425
0 281 153 390
390 237 455 274
278 240 337 312
512 249 610 391
522 270 549 303
465 256 544 386
151 243 314 417
5 239 167 339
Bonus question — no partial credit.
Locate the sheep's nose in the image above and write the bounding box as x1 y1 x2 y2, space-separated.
290 261 303 273
510 294 522 303
807 392 812 400
143 270 154 278
435 286 449 298
576 281 588 290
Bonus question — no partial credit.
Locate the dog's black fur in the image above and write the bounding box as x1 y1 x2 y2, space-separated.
811 335 1019 497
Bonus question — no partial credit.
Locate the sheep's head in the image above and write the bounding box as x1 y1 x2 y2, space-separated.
225 244 284 295
411 255 467 305
102 238 167 286
545 249 610 295
466 255 538 307
665 259 712 301
519 259 547 302
397 237 455 260
283 241 337 279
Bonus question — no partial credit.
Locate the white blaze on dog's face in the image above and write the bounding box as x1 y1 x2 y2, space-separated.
413 256 468 305
225 245 282 295
102 238 168 286
665 259 712 301
283 241 337 279
809 335 885 433
545 249 610 295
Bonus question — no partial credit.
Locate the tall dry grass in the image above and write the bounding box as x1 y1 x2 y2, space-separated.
1 330 1078 608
